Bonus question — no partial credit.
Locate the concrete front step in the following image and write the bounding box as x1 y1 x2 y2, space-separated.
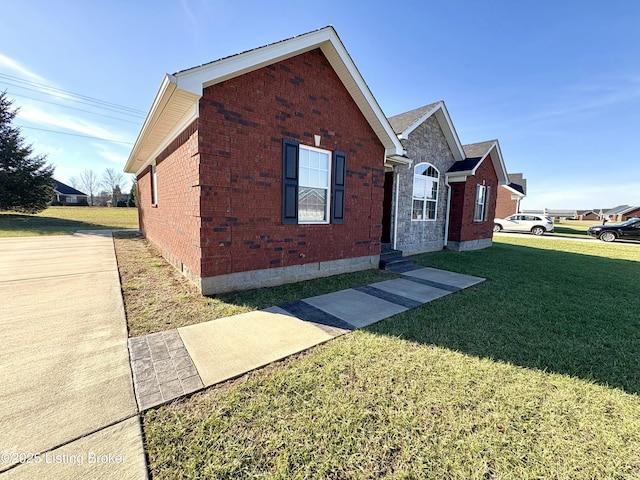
379 246 418 271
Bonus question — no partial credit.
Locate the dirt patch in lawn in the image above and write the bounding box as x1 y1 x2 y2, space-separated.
113 232 398 337
113 232 251 336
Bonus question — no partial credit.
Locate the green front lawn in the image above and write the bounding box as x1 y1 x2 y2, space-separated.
0 206 139 236
143 236 640 479
552 219 600 237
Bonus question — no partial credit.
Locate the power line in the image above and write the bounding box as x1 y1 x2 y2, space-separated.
6 90 143 125
0 79 146 119
16 124 134 146
0 72 147 117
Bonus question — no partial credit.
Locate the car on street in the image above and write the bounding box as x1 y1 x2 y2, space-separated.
587 218 640 242
493 214 554 236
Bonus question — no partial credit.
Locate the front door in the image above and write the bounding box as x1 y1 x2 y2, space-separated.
381 171 393 244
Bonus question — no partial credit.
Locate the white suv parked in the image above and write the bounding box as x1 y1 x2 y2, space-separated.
493 214 554 236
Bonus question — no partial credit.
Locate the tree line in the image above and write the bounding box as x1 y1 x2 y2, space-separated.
68 168 137 207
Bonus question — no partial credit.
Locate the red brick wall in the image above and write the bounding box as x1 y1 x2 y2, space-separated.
197 48 385 278
448 154 499 243
622 207 640 220
137 121 202 278
495 186 519 218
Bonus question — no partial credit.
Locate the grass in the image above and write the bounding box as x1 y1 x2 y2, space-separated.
112 234 640 478
0 206 139 236
551 219 599 237
113 232 399 337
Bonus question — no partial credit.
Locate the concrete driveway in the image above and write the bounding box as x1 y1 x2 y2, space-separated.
0 232 147 479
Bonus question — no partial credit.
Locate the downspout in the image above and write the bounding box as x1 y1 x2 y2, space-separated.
393 169 400 250
444 176 452 249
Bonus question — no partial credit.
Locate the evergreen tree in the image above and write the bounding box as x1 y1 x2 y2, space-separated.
0 92 54 213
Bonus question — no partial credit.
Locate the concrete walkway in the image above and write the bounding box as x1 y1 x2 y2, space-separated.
129 266 485 411
0 232 147 479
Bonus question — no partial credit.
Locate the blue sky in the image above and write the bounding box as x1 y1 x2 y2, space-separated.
1 0 638 209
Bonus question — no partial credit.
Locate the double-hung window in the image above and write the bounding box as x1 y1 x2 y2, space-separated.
298 146 331 223
474 184 491 222
412 163 439 221
282 139 346 225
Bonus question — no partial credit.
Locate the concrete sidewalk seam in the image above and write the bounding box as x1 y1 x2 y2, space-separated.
0 413 141 475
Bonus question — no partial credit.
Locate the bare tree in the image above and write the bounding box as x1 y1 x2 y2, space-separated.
101 168 125 207
76 169 99 206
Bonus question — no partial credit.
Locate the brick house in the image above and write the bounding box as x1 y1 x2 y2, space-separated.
605 205 640 222
125 27 510 293
125 27 407 294
385 103 508 253
495 173 526 218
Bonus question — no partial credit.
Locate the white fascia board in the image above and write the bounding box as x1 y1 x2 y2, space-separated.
174 29 335 93
434 103 465 161
469 142 508 185
446 173 470 182
174 27 403 155
502 183 526 197
398 103 439 139
398 101 465 161
487 141 508 184
132 104 199 177
125 75 177 173
126 27 405 173
320 35 404 155
384 153 411 166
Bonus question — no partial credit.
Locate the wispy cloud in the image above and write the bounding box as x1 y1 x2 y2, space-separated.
0 53 46 83
91 142 128 166
527 76 640 123
17 104 130 143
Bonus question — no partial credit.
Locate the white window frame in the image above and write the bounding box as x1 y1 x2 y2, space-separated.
474 184 488 222
151 162 158 205
298 145 331 224
412 162 439 222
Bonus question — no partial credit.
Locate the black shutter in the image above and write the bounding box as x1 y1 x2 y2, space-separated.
282 139 299 224
332 150 346 224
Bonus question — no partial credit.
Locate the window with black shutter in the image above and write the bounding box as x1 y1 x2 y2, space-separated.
281 139 346 225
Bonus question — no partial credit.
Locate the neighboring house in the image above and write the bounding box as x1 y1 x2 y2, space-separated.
605 205 640 222
546 209 577 220
620 206 640 220
495 173 526 218
125 27 405 294
385 103 508 253
52 180 88 205
124 27 509 294
575 210 599 221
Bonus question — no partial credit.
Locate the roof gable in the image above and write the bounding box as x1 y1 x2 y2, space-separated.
53 179 87 196
388 101 465 162
606 204 637 215
125 26 404 174
447 140 508 184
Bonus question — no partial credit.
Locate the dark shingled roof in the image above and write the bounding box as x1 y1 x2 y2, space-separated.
606 205 632 215
53 180 87 196
508 183 525 195
462 140 496 159
447 157 482 173
387 102 441 134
